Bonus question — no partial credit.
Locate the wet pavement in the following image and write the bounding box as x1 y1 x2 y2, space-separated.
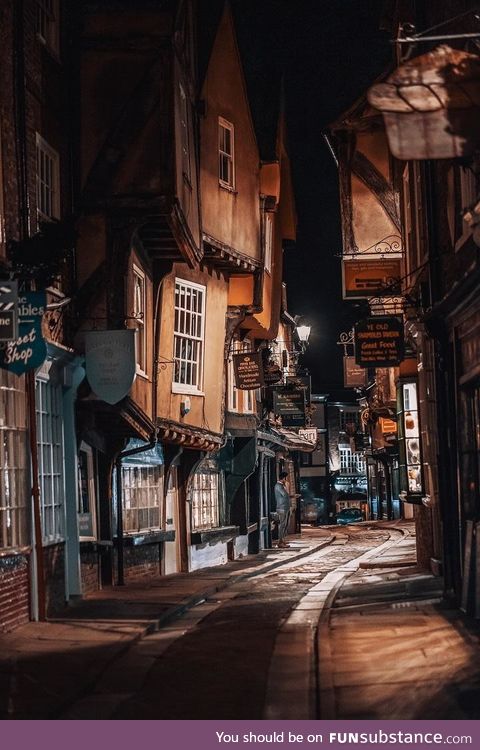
1 520 480 720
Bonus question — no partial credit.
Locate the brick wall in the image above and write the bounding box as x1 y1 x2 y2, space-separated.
80 548 100 596
114 544 161 583
43 543 66 617
0 554 30 633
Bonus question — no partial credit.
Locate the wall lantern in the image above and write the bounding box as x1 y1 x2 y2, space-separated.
367 46 480 160
296 325 311 344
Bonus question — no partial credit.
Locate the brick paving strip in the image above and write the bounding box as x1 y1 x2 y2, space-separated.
263 522 417 719
0 532 333 719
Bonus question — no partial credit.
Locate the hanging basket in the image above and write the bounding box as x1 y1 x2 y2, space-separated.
368 46 480 160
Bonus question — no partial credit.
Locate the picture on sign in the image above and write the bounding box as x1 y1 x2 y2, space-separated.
354 316 405 368
273 387 306 427
0 292 47 374
343 356 368 388
233 351 264 390
342 257 402 299
0 280 19 342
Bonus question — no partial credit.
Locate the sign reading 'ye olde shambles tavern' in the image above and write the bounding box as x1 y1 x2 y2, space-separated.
354 316 405 368
232 351 264 390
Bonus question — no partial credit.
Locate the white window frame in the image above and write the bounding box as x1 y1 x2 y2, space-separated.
339 446 366 475
218 117 235 189
121 463 164 534
77 442 97 542
190 471 220 531
264 212 273 273
0 373 29 549
36 133 60 221
36 0 60 56
172 278 206 395
36 374 65 544
133 264 147 376
227 340 256 414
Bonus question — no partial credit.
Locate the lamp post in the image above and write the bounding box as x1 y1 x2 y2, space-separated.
295 324 311 354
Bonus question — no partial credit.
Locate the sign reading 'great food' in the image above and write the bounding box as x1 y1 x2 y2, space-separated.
354 316 405 368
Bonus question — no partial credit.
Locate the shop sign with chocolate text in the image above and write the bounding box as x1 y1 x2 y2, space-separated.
354 316 405 368
233 351 264 390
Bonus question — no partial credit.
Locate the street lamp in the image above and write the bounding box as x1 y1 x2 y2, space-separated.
296 325 311 345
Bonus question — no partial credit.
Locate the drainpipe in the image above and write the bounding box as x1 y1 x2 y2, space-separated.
114 434 157 585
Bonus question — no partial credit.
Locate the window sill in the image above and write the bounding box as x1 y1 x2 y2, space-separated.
0 546 32 559
172 384 205 396
219 182 238 195
190 525 239 546
114 530 175 546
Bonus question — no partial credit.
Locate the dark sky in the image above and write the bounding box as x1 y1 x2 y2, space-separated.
229 0 392 394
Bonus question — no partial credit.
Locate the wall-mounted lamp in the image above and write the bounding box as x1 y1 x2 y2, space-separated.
296 325 311 344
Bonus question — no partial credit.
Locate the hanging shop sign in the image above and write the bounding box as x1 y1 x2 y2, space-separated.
354 316 405 368
298 427 318 445
343 356 368 388
273 387 306 428
0 280 19 342
380 417 397 434
233 351 264 390
342 257 402 299
286 374 311 404
85 329 136 405
368 46 480 160
263 359 283 385
0 292 47 374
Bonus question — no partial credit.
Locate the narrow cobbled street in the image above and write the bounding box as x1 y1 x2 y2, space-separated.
3 521 480 721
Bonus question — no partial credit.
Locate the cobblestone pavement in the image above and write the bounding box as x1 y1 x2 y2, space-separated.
61 524 392 719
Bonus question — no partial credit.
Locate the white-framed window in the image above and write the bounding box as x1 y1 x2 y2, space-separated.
264 212 273 273
0 373 29 549
339 447 366 475
122 464 163 533
36 0 59 54
179 82 191 182
36 376 65 544
77 443 97 541
133 264 146 375
36 133 60 220
173 278 206 394
191 470 220 530
227 339 257 414
218 117 234 189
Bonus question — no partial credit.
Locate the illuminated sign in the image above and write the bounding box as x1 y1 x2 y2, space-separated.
354 316 405 368
342 258 402 299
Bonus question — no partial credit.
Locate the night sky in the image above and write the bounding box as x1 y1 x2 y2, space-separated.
229 0 392 394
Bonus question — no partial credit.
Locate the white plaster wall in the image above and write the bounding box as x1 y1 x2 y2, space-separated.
234 535 249 559
189 542 228 571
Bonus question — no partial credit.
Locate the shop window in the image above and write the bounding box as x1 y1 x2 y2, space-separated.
173 279 206 394
397 381 423 498
0 373 29 548
191 469 220 531
122 464 163 533
218 117 235 189
133 265 146 374
458 387 480 519
77 443 97 541
36 375 65 543
36 133 60 221
36 0 59 55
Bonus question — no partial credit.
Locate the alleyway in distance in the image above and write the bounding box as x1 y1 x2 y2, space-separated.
2 521 480 721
